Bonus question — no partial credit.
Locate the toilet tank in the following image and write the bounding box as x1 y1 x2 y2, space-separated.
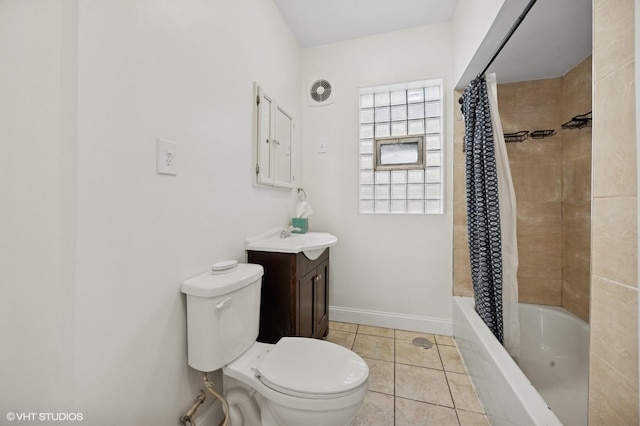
181 263 263 372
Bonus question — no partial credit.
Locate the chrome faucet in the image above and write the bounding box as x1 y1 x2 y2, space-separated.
280 226 302 238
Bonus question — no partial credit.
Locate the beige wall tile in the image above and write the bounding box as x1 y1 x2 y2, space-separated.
453 225 468 250
517 277 562 305
593 0 635 80
563 56 593 111
517 225 562 250
510 163 562 202
516 112 562 136
499 112 518 134
453 248 472 296
590 276 638 379
562 278 590 322
589 353 639 425
593 62 637 197
454 139 466 167
453 165 467 202
562 127 592 160
563 155 592 202
517 202 562 227
517 223 564 292
563 201 591 259
589 1 638 423
516 78 562 116
497 82 517 113
454 200 467 227
592 196 638 287
507 137 562 165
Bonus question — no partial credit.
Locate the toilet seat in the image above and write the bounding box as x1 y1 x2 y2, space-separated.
256 337 368 399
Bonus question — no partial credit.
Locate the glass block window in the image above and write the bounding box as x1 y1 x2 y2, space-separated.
359 79 444 214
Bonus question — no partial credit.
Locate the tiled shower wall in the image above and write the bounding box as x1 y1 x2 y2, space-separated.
562 57 593 322
453 56 592 322
498 76 565 307
589 0 638 422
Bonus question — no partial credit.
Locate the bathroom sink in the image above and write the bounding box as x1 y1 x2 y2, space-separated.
245 229 338 260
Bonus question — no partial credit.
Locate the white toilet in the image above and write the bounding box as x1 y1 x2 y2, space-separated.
181 263 369 426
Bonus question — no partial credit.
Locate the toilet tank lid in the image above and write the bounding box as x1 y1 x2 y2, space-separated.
181 263 263 298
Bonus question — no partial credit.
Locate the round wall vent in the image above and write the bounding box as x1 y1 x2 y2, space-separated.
310 79 333 103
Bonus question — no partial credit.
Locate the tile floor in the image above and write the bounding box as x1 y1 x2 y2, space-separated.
326 321 490 426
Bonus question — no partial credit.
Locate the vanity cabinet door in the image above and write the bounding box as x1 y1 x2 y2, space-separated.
314 259 329 338
297 269 315 338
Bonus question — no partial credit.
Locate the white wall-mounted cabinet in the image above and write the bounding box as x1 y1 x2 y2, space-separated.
255 82 294 189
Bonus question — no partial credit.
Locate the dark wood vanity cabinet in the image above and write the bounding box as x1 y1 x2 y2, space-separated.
247 248 329 343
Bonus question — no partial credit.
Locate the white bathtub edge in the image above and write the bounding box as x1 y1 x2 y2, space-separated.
453 296 562 426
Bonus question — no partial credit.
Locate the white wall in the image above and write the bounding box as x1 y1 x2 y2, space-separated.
452 0 505 85
0 0 77 414
301 24 455 334
2 0 302 423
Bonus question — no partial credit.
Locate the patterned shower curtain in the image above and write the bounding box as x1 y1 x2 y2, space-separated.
461 76 504 343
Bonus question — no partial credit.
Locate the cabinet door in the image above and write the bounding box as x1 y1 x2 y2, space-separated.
274 105 293 188
254 82 293 189
314 259 329 337
255 84 274 186
298 270 315 338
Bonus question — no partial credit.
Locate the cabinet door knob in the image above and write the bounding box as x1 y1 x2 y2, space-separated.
316 274 322 280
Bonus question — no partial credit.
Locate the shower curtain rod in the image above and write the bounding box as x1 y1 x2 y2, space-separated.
459 0 538 102
479 0 538 77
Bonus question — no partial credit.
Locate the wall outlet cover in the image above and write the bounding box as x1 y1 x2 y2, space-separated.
156 138 177 175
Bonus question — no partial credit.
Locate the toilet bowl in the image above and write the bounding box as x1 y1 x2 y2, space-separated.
181 263 369 426
223 339 368 426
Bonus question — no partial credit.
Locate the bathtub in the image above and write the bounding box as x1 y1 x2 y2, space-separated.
453 296 589 426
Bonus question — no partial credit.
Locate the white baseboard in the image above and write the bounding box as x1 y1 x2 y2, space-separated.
329 305 453 336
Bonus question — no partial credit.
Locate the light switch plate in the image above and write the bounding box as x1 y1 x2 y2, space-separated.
156 138 177 175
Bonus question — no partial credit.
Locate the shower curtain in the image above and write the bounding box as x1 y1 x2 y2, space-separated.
462 73 520 356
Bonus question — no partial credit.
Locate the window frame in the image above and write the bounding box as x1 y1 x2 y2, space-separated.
374 136 425 171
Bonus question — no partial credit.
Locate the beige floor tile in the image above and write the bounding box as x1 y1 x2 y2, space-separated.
435 334 456 346
363 357 394 395
395 363 453 407
457 409 491 426
357 324 395 338
395 329 436 342
352 391 394 426
446 371 484 414
352 334 394 362
329 321 358 333
326 330 355 350
395 397 459 426
439 345 467 373
395 338 443 370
